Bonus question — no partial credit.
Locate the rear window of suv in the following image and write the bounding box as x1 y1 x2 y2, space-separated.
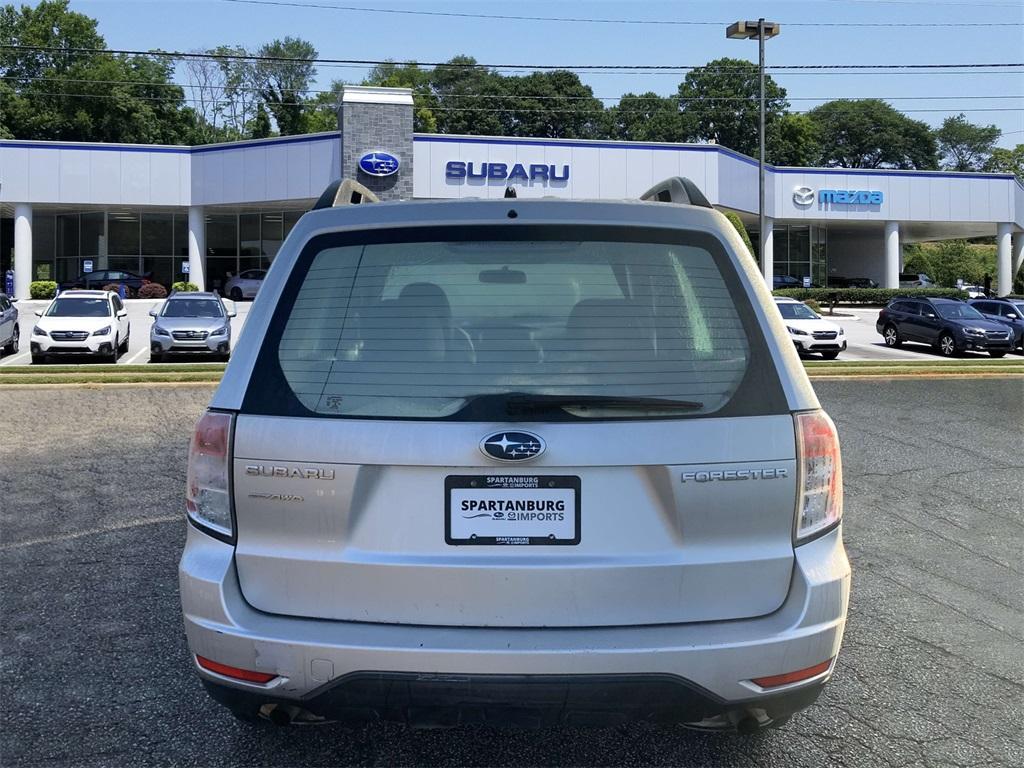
242 225 787 421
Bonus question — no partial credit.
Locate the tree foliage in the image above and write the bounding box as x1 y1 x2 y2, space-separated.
0 0 199 143
806 99 938 170
608 93 683 142
676 58 789 157
0 2 1005 175
935 113 1001 171
983 144 1024 181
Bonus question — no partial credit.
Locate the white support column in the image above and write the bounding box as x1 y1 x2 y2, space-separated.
995 223 1012 297
1011 231 1023 283
187 206 206 292
760 218 774 286
884 221 900 290
13 203 32 300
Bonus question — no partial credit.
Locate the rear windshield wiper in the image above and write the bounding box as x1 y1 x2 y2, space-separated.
462 392 704 415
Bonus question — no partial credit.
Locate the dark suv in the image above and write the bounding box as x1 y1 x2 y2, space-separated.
876 297 1014 357
969 298 1024 353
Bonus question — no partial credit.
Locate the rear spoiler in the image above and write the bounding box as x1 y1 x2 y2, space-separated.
313 178 380 210
639 177 712 209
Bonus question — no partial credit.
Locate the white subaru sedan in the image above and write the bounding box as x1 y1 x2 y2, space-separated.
774 297 846 359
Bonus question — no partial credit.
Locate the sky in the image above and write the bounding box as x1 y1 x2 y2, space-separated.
67 0 1024 147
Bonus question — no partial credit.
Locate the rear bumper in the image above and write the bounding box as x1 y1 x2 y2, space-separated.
179 525 850 725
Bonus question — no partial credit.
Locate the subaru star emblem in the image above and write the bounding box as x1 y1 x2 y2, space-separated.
480 431 546 462
793 185 814 206
358 151 400 177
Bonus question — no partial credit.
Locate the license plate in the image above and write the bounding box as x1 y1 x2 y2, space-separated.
445 475 581 545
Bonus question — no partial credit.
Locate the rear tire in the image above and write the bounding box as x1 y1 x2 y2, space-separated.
230 287 243 301
820 351 840 360
882 324 901 347
938 333 958 357
2 326 17 355
108 338 120 363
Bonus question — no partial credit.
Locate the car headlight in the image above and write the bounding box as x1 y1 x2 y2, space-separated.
153 325 170 337
33 325 48 337
838 328 845 336
962 328 985 337
92 325 112 336
787 326 809 336
209 325 228 337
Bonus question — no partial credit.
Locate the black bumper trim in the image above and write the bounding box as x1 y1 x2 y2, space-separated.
202 671 825 729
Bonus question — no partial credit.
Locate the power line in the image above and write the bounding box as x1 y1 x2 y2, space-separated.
218 0 1024 27
2 44 1022 73
5 75 1023 102
10 89 1024 115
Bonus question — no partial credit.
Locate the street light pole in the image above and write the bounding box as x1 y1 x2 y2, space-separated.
758 17 766 284
726 19 779 284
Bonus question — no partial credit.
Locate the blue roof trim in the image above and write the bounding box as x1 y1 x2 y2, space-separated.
0 140 189 154
414 135 1022 183
191 133 337 154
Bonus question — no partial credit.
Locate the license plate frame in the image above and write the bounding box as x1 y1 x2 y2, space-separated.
445 475 581 546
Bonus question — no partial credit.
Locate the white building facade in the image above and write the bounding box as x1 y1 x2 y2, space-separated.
2 86 1022 297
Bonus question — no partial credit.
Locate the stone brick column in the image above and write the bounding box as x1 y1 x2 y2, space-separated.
338 86 414 201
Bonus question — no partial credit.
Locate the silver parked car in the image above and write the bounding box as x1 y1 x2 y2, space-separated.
149 292 236 362
0 293 19 357
179 178 849 732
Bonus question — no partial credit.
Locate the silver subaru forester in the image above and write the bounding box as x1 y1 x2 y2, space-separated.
179 177 849 732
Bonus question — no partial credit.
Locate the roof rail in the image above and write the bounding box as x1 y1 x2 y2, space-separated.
313 178 380 210
639 177 712 209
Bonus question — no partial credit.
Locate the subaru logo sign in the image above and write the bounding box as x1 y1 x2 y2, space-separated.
358 151 400 177
480 432 546 462
793 186 814 206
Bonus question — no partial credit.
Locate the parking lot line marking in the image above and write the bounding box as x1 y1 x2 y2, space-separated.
0 514 181 550
125 345 150 364
0 350 31 365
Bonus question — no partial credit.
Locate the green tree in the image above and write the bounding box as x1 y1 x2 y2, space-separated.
362 62 437 132
935 113 1000 171
983 144 1024 181
254 37 317 135
430 56 508 136
0 0 199 143
767 113 822 167
903 240 996 287
608 92 683 142
502 70 606 139
806 99 938 169
676 57 788 157
305 79 345 133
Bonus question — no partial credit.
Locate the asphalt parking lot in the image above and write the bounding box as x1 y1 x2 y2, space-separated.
1 379 1022 767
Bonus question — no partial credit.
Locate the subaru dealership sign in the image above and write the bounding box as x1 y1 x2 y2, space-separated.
446 161 570 182
358 151 400 177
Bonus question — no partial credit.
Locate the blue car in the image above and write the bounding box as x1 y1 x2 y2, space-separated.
876 297 1015 357
969 297 1024 353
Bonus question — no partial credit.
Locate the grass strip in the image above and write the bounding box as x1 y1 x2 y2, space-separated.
0 372 223 385
0 363 226 375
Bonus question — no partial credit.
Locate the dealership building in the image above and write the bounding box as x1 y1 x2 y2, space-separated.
2 86 1023 298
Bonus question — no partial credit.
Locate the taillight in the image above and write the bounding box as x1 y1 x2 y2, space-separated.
794 410 843 544
196 655 276 684
186 410 234 539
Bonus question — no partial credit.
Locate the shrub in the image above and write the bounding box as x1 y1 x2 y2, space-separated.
773 287 968 305
803 299 822 314
723 211 754 257
137 283 168 299
101 283 121 293
171 281 199 292
29 281 58 300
